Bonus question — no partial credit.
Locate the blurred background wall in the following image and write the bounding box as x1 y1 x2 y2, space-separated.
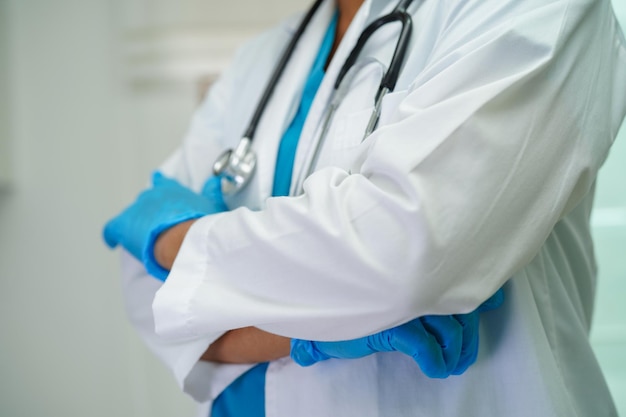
0 0 624 416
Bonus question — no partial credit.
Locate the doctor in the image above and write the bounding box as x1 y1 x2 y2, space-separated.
104 0 626 416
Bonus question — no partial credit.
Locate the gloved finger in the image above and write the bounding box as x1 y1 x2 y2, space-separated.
419 315 463 375
202 176 225 201
102 216 121 249
313 336 379 360
151 171 181 189
151 171 165 186
389 319 448 378
477 287 504 313
290 339 332 367
102 213 144 260
450 311 479 375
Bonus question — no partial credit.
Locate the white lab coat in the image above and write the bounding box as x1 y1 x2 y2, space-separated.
120 0 626 415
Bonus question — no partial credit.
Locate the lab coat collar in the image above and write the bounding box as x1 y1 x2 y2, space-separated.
288 0 388 195
254 0 401 201
251 0 337 204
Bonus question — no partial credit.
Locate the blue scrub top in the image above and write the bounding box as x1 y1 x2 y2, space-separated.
211 13 337 417
272 14 338 197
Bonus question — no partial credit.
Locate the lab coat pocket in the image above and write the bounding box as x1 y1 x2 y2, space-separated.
377 89 408 128
332 89 408 151
327 89 408 170
331 108 374 150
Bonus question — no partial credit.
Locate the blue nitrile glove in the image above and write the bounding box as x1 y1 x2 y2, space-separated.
290 288 504 378
103 172 227 280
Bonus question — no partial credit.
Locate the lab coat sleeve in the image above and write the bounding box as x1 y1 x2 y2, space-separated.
120 250 254 403
153 0 626 342
117 29 284 402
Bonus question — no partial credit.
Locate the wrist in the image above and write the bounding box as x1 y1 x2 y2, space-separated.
202 328 291 364
153 219 197 272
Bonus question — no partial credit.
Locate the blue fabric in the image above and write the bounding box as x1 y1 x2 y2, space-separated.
210 363 269 417
210 14 337 417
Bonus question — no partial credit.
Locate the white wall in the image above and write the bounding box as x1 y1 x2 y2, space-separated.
0 1 304 416
0 0 11 186
0 1 624 416
0 1 165 416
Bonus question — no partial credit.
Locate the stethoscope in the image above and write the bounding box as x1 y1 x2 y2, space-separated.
213 0 414 196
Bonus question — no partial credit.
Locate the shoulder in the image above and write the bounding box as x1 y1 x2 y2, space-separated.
432 0 610 43
414 0 616 81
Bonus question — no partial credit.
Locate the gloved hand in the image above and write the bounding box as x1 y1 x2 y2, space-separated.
290 288 504 378
103 172 227 280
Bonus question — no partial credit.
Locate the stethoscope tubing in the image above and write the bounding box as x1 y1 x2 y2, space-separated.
215 0 416 196
242 0 326 141
335 5 413 96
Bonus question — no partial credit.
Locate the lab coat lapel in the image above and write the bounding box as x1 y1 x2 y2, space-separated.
291 0 401 195
252 0 336 204
290 0 374 195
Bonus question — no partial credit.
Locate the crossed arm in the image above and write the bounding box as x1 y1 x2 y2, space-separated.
155 219 291 364
201 326 291 363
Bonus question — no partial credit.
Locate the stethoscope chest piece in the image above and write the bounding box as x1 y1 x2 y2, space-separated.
213 137 257 195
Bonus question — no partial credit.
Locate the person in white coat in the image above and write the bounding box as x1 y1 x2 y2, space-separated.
104 0 626 416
